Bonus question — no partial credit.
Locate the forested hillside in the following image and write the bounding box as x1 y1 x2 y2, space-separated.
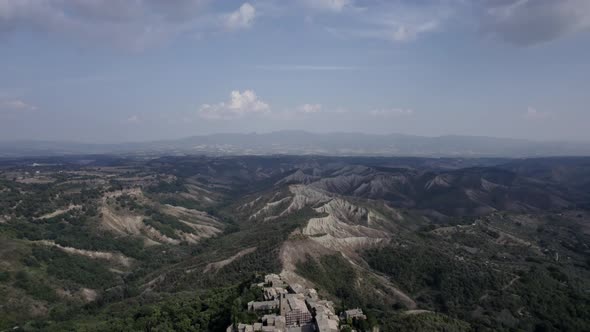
1 156 589 331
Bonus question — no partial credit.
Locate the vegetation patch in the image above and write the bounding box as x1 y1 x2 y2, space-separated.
30 246 117 289
143 210 193 239
296 254 362 308
381 312 471 332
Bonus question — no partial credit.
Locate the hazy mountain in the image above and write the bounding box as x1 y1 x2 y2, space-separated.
1 131 590 157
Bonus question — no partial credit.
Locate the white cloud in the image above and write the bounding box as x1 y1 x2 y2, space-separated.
1 0 586 50
524 107 550 120
298 104 322 113
301 0 352 12
318 0 590 45
481 0 590 46
370 108 414 117
199 90 270 120
323 1 451 43
126 115 141 123
0 0 212 50
0 99 37 112
255 64 359 71
389 20 439 42
225 3 256 30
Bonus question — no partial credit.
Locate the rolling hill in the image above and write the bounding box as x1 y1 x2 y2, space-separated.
1 155 589 331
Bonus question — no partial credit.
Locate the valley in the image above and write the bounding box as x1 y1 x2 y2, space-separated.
0 155 589 331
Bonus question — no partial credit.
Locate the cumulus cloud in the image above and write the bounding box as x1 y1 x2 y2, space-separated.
524 106 550 120
0 99 37 112
297 104 322 114
481 0 590 46
224 3 256 30
199 90 270 120
370 108 414 117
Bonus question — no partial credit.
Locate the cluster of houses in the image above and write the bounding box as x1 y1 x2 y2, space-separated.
227 274 366 332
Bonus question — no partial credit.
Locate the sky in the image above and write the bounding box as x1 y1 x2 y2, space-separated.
0 0 589 143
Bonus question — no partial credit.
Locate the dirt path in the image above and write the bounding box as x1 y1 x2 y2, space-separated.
360 266 417 309
37 240 133 267
35 204 80 220
502 276 520 291
204 247 257 273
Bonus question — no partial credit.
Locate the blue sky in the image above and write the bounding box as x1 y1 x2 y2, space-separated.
0 0 589 143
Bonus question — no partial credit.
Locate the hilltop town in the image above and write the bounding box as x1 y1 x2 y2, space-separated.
228 274 366 332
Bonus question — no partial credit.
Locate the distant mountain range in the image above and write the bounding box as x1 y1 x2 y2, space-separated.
1 131 590 157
